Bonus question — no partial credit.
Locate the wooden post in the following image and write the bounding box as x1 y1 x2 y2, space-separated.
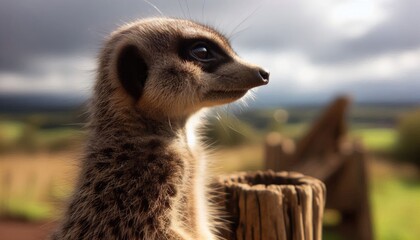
324 140 373 240
216 171 326 240
294 96 349 160
265 133 295 171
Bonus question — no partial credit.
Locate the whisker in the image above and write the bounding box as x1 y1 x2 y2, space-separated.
201 0 206 22
228 2 265 39
142 0 164 16
229 26 252 41
184 0 191 19
177 0 186 18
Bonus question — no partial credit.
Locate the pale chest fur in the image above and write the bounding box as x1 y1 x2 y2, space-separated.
171 119 216 240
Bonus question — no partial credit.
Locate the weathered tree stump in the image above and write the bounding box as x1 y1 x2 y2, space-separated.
216 171 326 240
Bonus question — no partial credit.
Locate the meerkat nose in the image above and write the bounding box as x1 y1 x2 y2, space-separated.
258 68 270 84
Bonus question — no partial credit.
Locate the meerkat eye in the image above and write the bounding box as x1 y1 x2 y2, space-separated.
190 43 215 62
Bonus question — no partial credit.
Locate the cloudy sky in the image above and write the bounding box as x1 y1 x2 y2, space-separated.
1 0 419 105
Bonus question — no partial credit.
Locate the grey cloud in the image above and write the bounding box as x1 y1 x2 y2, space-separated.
0 0 168 71
1 0 419 105
2 0 420 70
227 0 420 65
314 0 420 63
229 1 339 53
335 76 420 104
0 0 336 71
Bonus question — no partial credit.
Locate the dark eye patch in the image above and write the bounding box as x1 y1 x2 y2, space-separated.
178 38 233 73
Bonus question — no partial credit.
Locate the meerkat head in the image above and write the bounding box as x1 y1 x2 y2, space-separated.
98 17 269 120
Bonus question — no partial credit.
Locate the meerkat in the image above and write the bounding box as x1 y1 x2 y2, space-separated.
51 17 269 240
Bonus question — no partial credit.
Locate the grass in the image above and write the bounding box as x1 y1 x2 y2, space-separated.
216 144 264 173
0 149 419 239
0 153 78 220
372 178 420 240
278 123 309 139
0 121 24 140
280 123 398 153
1 198 52 221
0 121 25 150
369 160 420 240
0 120 83 153
0 117 418 239
351 128 397 152
0 119 398 153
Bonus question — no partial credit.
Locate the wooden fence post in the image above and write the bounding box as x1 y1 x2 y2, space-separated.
216 171 326 240
262 96 374 240
265 133 295 171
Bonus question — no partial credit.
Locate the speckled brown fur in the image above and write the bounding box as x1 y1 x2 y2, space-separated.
51 17 268 240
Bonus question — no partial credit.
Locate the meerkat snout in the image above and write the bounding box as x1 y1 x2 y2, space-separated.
258 68 270 83
102 18 268 119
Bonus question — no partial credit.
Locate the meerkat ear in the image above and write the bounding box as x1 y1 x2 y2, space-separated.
117 45 149 101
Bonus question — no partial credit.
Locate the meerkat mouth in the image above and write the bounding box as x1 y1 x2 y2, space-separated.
204 89 248 100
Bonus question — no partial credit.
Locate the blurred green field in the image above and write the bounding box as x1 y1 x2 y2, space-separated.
0 105 419 239
0 118 398 154
372 176 420 240
3 145 418 239
351 128 397 152
0 121 24 145
0 120 83 153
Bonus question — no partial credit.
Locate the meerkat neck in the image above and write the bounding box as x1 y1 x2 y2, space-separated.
89 101 190 140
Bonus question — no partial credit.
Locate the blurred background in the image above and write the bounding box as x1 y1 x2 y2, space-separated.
0 0 419 239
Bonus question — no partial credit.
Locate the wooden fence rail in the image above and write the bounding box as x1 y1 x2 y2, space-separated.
264 96 373 240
